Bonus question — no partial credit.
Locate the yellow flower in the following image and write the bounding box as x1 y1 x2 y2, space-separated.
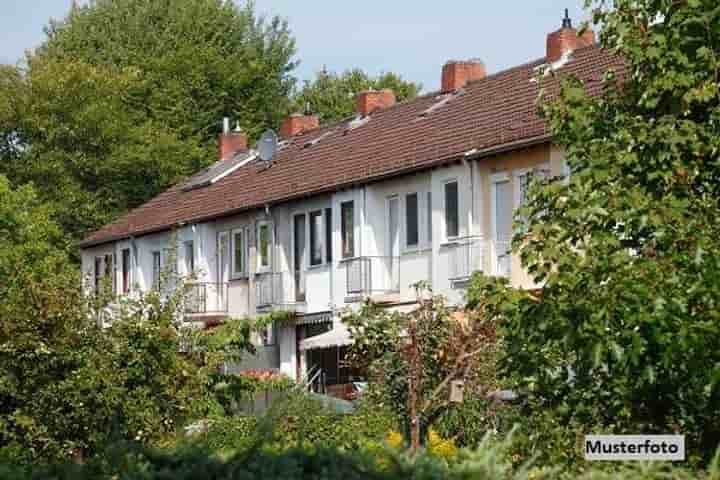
385 430 404 450
427 429 458 460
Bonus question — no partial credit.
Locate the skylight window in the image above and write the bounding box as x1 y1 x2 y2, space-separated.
182 150 256 191
418 89 465 119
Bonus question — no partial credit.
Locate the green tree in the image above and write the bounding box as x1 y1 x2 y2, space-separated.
293 69 422 124
39 0 296 143
0 0 296 242
0 176 255 463
344 286 498 451
470 0 720 462
1 59 202 240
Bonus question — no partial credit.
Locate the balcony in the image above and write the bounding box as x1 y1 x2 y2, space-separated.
447 236 487 284
491 240 512 278
185 282 228 316
255 272 284 311
445 237 512 285
345 256 400 301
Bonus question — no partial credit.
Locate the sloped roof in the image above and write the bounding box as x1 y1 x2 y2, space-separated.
80 45 624 248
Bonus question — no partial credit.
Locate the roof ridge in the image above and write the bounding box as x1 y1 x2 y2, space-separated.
80 44 621 248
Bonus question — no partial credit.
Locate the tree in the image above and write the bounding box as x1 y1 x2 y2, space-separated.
344 286 497 452
1 59 203 241
0 176 255 463
293 69 422 124
0 0 297 242
39 0 297 144
471 0 720 461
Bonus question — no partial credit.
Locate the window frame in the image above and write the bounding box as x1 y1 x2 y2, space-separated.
325 207 333 264
426 191 433 245
405 192 420 248
309 210 324 266
103 253 115 294
183 240 195 276
340 201 355 259
231 228 249 279
121 248 131 294
152 250 162 291
443 180 460 241
490 171 512 277
256 221 272 273
94 257 103 293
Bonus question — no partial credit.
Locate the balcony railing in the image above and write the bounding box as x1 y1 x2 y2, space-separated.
345 256 400 297
255 272 285 309
448 236 487 281
185 282 228 315
492 240 512 278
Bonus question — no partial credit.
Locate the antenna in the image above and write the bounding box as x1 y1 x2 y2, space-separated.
258 129 279 163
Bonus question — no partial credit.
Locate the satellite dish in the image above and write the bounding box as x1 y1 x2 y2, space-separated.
258 129 278 162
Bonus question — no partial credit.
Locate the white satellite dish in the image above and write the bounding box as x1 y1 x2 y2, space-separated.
258 129 279 162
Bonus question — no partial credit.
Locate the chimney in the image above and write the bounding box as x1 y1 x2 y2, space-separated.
441 59 486 92
219 118 248 160
546 9 596 63
355 89 396 117
279 113 319 139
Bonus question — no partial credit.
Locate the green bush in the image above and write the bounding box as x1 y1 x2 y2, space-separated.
201 391 398 454
0 437 716 480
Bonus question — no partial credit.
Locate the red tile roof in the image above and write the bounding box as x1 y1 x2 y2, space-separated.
80 45 624 248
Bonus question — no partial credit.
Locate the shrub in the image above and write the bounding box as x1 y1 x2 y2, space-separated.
0 437 716 480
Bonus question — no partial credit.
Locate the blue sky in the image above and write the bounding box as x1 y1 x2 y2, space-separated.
1 0 590 91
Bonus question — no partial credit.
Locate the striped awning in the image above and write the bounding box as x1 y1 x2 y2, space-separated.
299 322 352 351
295 311 334 326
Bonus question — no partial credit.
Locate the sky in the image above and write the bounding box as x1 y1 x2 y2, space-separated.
1 0 591 91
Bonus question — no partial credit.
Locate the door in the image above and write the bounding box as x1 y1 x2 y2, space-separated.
293 214 307 302
386 197 400 291
493 177 513 277
217 232 230 306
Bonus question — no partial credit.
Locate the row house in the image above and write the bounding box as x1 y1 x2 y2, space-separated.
79 16 623 395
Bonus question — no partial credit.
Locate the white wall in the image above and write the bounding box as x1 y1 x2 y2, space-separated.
81 142 560 378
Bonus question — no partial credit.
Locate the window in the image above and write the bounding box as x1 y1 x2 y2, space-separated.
444 181 459 239
121 248 131 293
309 210 324 266
257 223 271 269
260 322 278 346
218 232 230 283
426 192 433 243
325 208 332 263
293 214 307 302
104 254 114 294
152 251 162 290
232 229 247 277
94 257 102 293
517 171 533 208
184 240 194 275
405 193 419 247
341 201 354 258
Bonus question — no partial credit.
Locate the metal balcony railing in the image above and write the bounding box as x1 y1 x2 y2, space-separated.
448 236 487 281
185 282 228 315
345 256 400 297
255 272 285 309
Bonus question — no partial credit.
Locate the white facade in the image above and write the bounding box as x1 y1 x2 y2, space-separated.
81 143 566 381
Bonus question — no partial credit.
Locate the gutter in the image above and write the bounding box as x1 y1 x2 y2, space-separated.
79 134 552 249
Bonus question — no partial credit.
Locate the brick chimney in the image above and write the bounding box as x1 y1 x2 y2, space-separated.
279 113 319 139
441 59 486 92
546 9 596 63
355 89 396 117
219 118 248 160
